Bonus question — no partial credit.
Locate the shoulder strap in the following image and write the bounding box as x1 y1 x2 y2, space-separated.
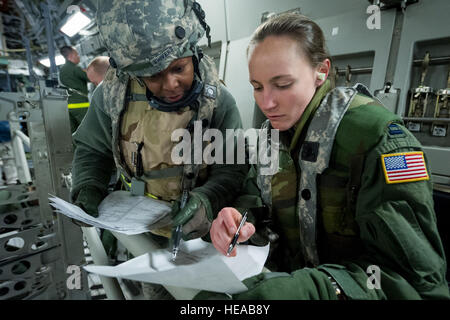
298 86 358 267
344 87 377 215
101 67 132 180
181 55 220 193
256 120 275 212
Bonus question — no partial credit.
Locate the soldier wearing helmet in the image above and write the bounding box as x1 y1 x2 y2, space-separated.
70 0 246 268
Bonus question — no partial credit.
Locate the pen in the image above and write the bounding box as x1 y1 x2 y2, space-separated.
172 225 182 261
172 189 189 261
226 210 248 256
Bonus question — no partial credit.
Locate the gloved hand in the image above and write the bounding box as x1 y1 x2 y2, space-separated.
101 230 117 259
193 291 231 300
72 186 105 227
232 269 338 300
171 192 212 240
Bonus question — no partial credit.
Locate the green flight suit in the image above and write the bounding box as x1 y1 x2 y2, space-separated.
228 82 449 300
59 61 90 133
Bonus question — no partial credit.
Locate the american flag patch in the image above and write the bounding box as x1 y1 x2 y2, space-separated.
381 152 429 184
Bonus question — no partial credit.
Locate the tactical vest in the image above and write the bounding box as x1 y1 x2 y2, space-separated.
120 79 195 200
257 84 397 267
101 55 220 235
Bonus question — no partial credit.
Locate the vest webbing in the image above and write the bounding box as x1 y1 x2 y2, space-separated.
102 55 219 187
101 55 220 237
259 84 381 267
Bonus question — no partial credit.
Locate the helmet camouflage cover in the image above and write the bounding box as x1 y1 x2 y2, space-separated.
97 0 207 77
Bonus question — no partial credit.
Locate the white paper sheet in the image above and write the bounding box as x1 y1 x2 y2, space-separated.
49 191 172 235
84 239 270 294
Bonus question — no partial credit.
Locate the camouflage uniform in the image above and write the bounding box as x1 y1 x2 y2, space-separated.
71 0 246 229
232 80 449 299
71 63 244 233
70 0 246 299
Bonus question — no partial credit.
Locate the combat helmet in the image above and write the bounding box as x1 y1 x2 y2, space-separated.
97 0 211 110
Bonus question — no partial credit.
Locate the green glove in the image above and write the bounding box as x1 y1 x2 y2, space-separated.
193 291 231 300
101 230 117 259
73 186 105 218
171 192 212 240
232 269 338 300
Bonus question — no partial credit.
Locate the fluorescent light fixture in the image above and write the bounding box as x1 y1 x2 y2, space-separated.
60 11 91 37
39 55 66 68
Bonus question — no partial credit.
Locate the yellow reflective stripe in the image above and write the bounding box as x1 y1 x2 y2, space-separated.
68 102 90 109
120 174 158 199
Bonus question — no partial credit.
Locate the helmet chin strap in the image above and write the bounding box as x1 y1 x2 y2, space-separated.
146 47 204 112
192 46 204 80
146 79 204 112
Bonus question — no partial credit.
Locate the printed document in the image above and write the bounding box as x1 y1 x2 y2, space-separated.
49 191 172 235
84 239 270 294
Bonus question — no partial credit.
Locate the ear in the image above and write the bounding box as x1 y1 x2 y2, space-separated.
68 51 75 62
315 59 331 87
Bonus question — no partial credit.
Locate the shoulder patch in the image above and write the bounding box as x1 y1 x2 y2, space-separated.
381 151 429 184
387 123 405 138
203 84 217 99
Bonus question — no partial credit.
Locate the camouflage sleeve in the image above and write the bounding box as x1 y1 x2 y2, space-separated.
191 84 248 219
71 85 115 200
319 124 449 299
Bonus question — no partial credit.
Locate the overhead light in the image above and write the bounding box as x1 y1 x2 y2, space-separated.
60 11 91 37
39 55 66 68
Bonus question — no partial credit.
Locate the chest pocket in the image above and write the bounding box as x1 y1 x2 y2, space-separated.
318 167 365 262
319 171 358 236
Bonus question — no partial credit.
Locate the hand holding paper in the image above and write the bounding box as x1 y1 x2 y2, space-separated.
49 191 172 235
84 239 270 294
